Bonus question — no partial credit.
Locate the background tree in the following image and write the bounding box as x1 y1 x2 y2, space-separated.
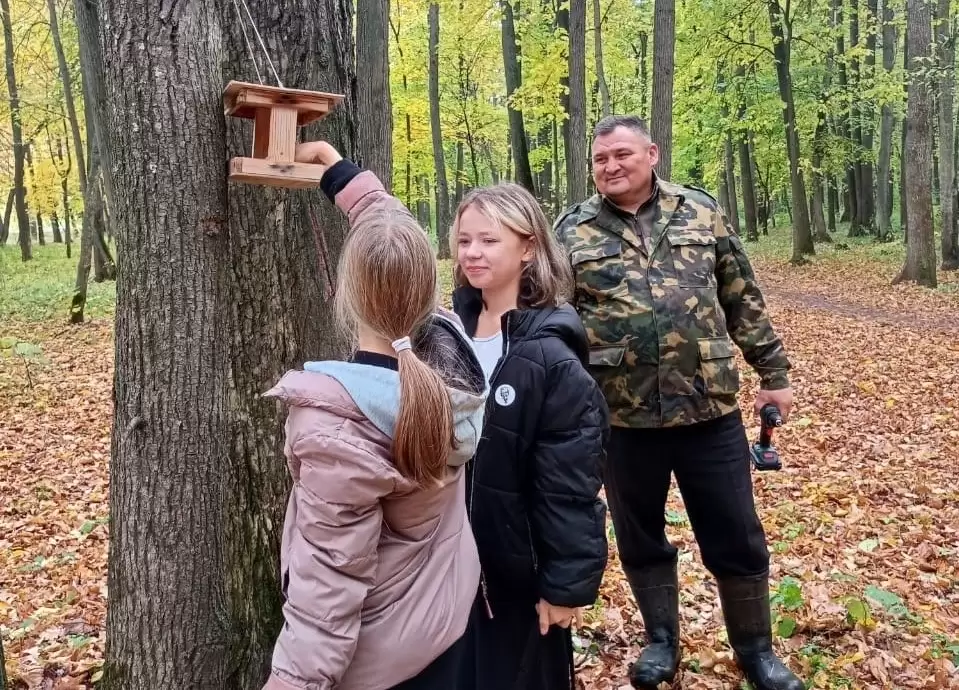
936 0 957 269
564 0 587 202
1 0 32 260
428 1 451 256
895 0 937 286
650 0 674 179
356 0 393 187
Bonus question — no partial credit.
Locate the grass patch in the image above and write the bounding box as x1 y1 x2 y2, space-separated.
743 223 907 267
0 244 116 322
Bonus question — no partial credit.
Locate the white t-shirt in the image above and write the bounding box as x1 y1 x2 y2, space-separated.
471 331 504 385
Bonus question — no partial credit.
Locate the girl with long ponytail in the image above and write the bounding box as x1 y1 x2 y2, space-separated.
261 142 487 690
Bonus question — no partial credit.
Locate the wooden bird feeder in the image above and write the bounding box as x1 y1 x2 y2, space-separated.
223 80 345 189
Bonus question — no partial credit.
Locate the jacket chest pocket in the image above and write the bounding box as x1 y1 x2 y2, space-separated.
666 228 717 288
570 241 629 301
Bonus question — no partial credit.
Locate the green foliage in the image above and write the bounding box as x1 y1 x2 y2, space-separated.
0 244 115 321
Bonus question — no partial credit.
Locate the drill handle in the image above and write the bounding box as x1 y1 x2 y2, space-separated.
758 404 783 448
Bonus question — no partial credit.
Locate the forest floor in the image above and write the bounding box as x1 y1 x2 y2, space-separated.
2 233 958 689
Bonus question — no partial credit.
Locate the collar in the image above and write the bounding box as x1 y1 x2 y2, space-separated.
450 285 540 341
350 350 399 370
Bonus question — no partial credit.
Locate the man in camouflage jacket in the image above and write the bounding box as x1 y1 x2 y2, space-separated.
554 115 803 690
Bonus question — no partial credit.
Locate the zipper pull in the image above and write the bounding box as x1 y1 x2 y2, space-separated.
480 575 494 619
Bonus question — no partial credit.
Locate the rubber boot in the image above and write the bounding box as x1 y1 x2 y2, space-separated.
717 574 805 690
624 561 681 689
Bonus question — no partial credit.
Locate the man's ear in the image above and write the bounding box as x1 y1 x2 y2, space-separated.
648 142 660 168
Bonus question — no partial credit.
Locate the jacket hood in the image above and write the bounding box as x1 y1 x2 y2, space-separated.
265 311 487 469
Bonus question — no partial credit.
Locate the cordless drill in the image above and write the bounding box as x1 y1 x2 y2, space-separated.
750 404 783 471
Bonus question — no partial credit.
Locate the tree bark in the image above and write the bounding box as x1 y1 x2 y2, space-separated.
859 0 878 233
768 0 814 261
734 64 759 241
936 0 958 268
48 0 88 196
1 0 31 260
552 115 562 212
1 633 7 689
895 0 937 285
502 0 536 195
723 134 741 235
827 175 838 231
98 2 355 690
69 155 102 324
564 0 588 203
651 0 674 179
429 2 451 258
847 0 869 236
811 108 832 242
355 0 392 187
75 0 114 207
635 30 649 119
593 0 611 117
876 0 897 240
900 17 910 239
25 144 45 247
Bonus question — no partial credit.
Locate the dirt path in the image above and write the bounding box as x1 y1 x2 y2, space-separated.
763 286 959 334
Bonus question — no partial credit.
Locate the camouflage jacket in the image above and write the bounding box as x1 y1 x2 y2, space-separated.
553 180 791 429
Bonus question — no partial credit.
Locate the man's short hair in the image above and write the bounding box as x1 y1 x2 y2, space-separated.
593 115 652 141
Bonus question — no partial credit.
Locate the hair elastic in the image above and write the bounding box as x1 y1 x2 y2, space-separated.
391 336 413 354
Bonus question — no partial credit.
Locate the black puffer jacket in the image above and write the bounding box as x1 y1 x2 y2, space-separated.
453 286 610 610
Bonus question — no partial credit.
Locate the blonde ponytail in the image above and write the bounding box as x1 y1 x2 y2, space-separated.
393 348 457 484
334 209 461 485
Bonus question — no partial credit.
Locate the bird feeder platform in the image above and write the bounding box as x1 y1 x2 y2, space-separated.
223 80 345 189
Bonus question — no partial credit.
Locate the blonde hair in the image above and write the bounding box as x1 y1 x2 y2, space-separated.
335 209 459 485
450 183 573 307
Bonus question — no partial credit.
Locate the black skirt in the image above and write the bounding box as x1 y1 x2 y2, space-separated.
387 634 466 690
457 593 575 690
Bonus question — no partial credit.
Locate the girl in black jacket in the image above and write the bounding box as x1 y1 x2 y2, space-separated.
451 182 610 690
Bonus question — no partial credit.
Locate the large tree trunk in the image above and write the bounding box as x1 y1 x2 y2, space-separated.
1 0 31 260
876 0 896 240
564 0 588 203
895 0 937 286
593 0 611 117
502 0 536 195
768 0 814 261
98 2 355 690
355 0 392 187
936 0 958 268
429 2 451 258
650 0 674 179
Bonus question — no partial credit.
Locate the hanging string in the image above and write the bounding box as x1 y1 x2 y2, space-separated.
230 0 263 84
235 0 284 88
